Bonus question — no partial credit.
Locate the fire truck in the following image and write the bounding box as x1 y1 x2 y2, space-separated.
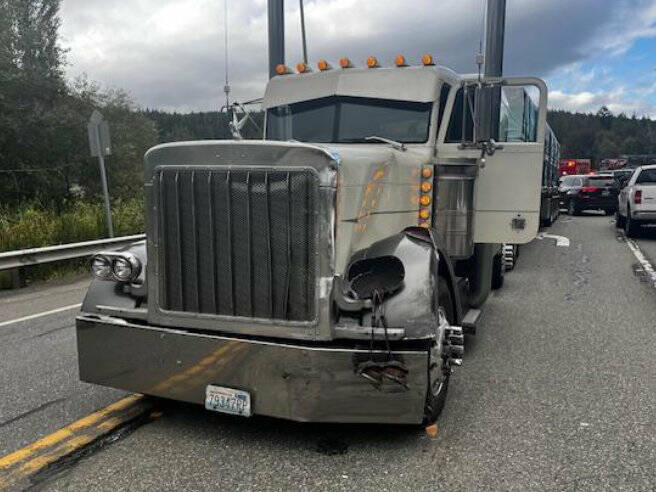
559 158 591 177
76 2 550 424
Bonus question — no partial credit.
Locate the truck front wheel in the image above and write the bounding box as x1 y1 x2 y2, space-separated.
424 277 454 423
491 251 505 290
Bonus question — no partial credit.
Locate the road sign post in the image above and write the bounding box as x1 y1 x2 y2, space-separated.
88 110 114 237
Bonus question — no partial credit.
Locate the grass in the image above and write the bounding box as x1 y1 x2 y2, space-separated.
0 198 144 287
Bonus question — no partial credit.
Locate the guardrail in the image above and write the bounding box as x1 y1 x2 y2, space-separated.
0 234 146 288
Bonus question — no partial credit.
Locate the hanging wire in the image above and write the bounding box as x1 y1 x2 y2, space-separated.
0 163 78 173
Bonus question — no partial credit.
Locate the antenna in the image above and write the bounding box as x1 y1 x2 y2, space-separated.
476 0 485 81
223 0 231 109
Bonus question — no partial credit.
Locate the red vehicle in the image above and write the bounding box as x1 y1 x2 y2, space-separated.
559 159 591 177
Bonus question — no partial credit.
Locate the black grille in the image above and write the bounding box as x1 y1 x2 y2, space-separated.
156 167 317 322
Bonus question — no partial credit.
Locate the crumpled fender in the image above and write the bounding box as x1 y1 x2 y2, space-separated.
81 241 147 313
344 228 461 339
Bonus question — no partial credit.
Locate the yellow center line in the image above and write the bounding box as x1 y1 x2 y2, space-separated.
0 394 143 470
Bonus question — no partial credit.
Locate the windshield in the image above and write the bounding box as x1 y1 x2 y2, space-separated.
266 96 432 144
636 169 656 184
585 177 615 187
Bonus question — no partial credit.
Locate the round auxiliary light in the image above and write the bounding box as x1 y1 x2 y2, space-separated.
367 56 379 68
296 62 309 73
112 255 141 283
421 181 433 193
419 221 430 228
91 255 112 280
420 195 432 206
419 209 431 220
275 64 290 75
317 59 330 71
422 166 433 179
395 54 407 67
421 53 435 66
339 57 352 68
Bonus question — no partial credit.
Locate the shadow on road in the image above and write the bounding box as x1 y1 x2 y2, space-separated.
153 398 429 456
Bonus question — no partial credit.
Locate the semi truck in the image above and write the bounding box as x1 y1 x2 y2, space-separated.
76 2 550 425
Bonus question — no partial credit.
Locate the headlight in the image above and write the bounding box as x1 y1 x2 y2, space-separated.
112 257 134 282
91 255 112 279
91 252 142 283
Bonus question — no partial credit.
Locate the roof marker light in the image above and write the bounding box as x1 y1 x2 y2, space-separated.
296 62 310 73
317 59 331 71
339 57 352 68
367 56 379 68
421 53 435 66
275 64 290 75
395 54 408 67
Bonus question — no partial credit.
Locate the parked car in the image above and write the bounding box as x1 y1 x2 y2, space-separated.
560 174 619 215
616 165 656 237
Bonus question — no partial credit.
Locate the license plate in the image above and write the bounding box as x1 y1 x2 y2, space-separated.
205 385 252 417
602 190 610 196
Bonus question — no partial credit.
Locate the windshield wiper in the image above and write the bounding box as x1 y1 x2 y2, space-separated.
364 136 407 152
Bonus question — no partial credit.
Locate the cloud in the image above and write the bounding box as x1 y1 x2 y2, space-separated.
550 88 656 117
58 0 656 113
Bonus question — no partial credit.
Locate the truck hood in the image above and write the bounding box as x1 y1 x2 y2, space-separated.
144 139 433 275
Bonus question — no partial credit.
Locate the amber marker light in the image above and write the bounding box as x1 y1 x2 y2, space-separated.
317 59 331 71
419 221 430 228
339 57 352 68
395 54 407 67
422 166 433 179
421 53 435 66
419 209 431 220
420 195 432 206
296 62 310 73
367 56 379 68
421 181 432 193
275 64 290 75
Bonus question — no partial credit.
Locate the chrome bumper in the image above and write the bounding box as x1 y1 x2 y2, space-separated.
76 315 428 424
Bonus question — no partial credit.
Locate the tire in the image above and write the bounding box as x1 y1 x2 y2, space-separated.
615 211 626 229
542 213 553 228
568 200 580 216
491 252 505 290
625 209 640 238
424 276 453 423
552 202 560 223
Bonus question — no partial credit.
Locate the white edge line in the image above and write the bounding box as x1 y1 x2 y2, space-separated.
0 303 82 328
624 236 656 287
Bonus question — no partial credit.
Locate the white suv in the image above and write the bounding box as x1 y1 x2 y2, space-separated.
616 165 656 237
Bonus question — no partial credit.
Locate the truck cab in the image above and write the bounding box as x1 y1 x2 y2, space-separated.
77 57 549 425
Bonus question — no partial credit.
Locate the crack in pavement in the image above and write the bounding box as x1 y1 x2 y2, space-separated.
0 398 68 429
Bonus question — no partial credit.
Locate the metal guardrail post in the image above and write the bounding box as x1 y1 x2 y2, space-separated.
10 267 26 289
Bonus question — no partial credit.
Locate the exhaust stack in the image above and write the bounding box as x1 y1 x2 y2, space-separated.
268 0 285 79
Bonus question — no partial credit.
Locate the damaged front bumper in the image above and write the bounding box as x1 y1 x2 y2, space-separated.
76 314 429 424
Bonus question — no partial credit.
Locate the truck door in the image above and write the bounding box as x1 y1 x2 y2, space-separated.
437 78 548 244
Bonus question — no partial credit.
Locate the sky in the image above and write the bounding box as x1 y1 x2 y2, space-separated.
59 0 656 117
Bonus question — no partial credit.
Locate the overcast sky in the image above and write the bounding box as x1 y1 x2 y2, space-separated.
59 0 656 116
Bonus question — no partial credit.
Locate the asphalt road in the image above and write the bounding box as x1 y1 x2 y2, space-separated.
2 214 656 491
0 276 125 456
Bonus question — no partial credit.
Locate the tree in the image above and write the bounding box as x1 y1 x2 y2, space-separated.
0 0 157 207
